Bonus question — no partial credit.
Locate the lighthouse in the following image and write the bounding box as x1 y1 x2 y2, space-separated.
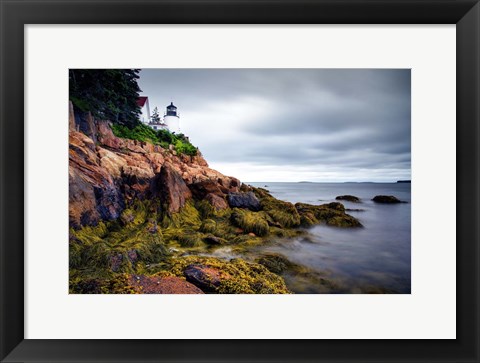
163 102 180 134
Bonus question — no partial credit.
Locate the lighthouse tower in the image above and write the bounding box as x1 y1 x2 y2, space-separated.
164 102 180 134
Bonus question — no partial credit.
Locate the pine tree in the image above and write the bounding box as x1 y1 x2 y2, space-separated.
151 107 161 123
69 69 142 128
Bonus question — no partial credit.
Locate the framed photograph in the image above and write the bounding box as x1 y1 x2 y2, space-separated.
1 0 479 362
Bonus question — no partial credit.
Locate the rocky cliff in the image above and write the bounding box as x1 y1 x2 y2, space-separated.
69 102 240 228
69 103 362 294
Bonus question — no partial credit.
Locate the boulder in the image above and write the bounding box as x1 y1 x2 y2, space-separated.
336 195 360 203
184 264 229 292
205 193 228 210
295 202 362 228
372 195 405 203
227 192 262 211
189 179 229 199
203 235 227 245
97 120 125 149
151 164 192 213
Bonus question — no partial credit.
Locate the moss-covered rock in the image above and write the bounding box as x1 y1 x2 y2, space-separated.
253 187 301 228
295 202 362 227
230 208 270 237
200 218 217 233
161 256 291 294
257 253 297 274
69 273 139 294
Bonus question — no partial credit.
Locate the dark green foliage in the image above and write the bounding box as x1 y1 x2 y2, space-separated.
175 140 198 156
69 69 142 128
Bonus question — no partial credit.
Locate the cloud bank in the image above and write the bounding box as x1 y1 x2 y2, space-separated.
138 69 411 182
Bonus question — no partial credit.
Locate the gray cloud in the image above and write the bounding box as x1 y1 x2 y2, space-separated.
138 69 411 182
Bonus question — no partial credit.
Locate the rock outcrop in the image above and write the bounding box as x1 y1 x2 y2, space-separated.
69 103 240 227
227 192 262 211
336 195 361 203
372 195 405 204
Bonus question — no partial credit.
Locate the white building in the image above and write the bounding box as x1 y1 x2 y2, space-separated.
138 97 181 133
137 96 151 123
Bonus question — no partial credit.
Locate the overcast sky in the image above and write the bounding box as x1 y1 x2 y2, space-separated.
138 69 410 183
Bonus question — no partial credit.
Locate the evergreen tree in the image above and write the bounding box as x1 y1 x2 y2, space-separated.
151 107 161 123
69 69 142 128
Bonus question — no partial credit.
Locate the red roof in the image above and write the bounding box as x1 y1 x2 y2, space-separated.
137 96 148 107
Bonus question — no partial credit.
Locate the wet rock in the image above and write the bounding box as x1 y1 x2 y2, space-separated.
372 195 405 203
257 253 297 274
203 235 227 245
184 264 228 292
295 202 362 227
227 192 261 211
336 195 360 203
168 256 290 294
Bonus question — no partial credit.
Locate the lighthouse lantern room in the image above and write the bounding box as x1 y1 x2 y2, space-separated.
164 102 180 133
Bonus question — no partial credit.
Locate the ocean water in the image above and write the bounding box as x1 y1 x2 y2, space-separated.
248 182 411 294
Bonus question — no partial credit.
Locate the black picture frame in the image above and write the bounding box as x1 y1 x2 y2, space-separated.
1 0 479 362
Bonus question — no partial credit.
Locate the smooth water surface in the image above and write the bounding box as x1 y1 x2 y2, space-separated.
248 182 411 293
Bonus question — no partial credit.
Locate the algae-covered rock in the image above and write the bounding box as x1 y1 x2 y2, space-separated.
257 253 297 274
70 273 139 294
203 235 227 245
184 264 227 292
336 195 360 203
295 202 362 227
230 209 269 236
164 256 290 294
252 187 301 228
200 219 217 233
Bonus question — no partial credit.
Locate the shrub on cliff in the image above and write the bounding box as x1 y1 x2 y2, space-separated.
111 123 198 156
